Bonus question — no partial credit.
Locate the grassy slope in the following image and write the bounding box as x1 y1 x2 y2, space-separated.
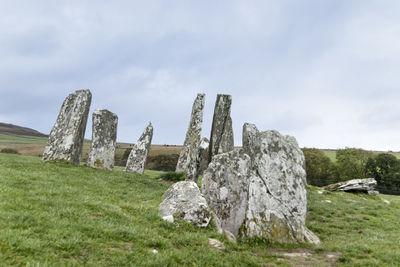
1 153 400 266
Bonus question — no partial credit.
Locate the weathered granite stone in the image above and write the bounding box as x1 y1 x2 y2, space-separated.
159 181 211 227
209 94 234 162
242 129 316 244
43 89 92 164
86 109 118 170
324 178 377 194
125 122 153 174
202 123 319 244
197 137 210 175
176 94 205 180
202 149 251 236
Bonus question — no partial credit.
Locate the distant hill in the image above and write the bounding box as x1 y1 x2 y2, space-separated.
0 123 48 137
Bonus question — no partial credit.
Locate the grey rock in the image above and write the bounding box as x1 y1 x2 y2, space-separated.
197 137 210 175
243 129 312 244
43 89 92 164
87 109 118 170
159 181 211 227
324 178 377 193
176 94 205 180
208 238 226 250
202 123 319 244
125 122 153 174
223 230 237 243
202 149 251 236
209 94 234 162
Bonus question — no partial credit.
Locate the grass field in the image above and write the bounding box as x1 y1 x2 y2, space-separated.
0 153 400 266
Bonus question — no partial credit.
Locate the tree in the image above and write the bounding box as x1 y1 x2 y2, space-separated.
302 148 336 186
335 148 373 181
365 153 400 195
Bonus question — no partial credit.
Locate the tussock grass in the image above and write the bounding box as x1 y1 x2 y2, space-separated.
0 153 399 266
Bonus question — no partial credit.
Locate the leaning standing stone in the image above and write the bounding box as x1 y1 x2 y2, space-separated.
176 94 205 180
125 122 153 174
86 109 118 170
43 89 92 164
209 94 234 162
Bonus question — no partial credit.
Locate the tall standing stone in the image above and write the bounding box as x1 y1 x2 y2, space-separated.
87 109 118 171
209 94 234 162
43 89 92 164
125 122 153 174
176 94 205 180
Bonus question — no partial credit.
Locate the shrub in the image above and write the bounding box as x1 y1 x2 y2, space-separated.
159 172 185 182
0 148 19 154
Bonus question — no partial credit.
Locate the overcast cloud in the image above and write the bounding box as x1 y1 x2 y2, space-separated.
1 0 400 151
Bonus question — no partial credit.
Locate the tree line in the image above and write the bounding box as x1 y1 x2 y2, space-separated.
303 148 400 195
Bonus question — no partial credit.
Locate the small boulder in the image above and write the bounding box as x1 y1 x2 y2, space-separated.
159 181 211 227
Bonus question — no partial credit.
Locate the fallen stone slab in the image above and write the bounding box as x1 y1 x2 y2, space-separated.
159 181 211 227
324 178 378 194
43 89 92 164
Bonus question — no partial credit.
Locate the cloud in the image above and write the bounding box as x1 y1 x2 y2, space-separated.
1 1 400 150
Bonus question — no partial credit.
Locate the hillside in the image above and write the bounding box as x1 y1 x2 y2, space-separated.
0 122 48 137
0 153 399 266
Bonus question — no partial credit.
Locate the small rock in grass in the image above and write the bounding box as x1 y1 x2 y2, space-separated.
152 249 158 254
208 238 226 250
383 199 391 205
223 230 237 243
324 200 332 203
317 190 324 195
162 215 174 223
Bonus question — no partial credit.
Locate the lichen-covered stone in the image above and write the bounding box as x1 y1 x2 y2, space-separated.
202 123 319 244
176 94 205 180
209 94 234 162
242 129 317 244
159 181 211 227
324 178 377 194
43 89 92 164
197 137 210 175
202 149 251 236
125 122 153 174
87 109 118 170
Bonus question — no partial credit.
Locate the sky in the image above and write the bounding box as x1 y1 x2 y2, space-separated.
1 0 400 151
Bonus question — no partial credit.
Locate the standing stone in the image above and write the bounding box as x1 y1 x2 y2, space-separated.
202 149 251 236
242 128 318 244
86 109 118 170
197 137 210 175
176 94 205 180
202 122 319 244
209 94 234 162
43 89 92 164
125 122 153 174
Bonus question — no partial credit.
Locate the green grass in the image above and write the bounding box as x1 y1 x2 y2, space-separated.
1 153 400 266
